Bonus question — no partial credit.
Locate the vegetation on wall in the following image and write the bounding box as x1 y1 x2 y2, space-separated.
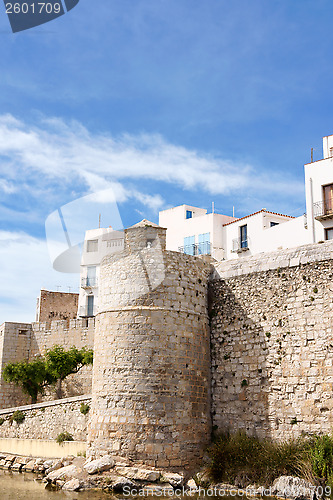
3 346 93 403
208 431 333 490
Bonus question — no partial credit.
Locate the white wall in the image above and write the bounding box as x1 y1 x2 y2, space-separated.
305 135 333 243
78 228 124 317
159 204 235 259
224 211 309 260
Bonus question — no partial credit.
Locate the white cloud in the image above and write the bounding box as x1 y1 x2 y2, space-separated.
0 178 16 194
0 114 304 206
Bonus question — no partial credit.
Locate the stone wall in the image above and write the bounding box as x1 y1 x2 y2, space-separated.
36 289 79 322
210 240 333 440
0 395 91 442
88 222 212 470
0 319 95 409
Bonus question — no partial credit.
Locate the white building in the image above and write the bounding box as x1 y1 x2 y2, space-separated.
78 227 124 317
160 134 333 261
305 134 333 243
159 204 236 260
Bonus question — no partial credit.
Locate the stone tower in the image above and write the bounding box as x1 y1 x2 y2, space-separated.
87 220 212 469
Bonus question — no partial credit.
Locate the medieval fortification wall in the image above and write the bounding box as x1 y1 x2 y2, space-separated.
211 240 333 440
0 224 333 471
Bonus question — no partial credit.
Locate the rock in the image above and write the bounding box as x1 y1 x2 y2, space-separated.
271 476 316 500
35 458 44 465
11 462 23 472
15 456 30 465
5 455 15 463
160 472 185 487
62 478 81 491
83 455 114 475
61 456 74 467
55 480 65 488
46 459 63 473
115 465 160 482
46 464 78 483
186 479 199 491
23 460 36 472
0 460 6 469
43 460 54 468
104 473 135 492
142 483 174 494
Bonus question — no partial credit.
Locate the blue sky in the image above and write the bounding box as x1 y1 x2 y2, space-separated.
1 0 333 322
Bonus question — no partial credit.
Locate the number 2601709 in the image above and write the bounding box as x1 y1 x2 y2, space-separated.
6 3 62 14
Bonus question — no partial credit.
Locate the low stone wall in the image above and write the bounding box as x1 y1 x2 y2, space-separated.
0 395 91 442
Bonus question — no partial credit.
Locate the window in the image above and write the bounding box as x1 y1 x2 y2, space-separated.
198 232 210 254
87 239 98 252
184 235 195 255
87 295 94 317
325 228 333 240
86 266 96 286
323 184 333 215
240 225 248 249
186 210 193 219
330 147 333 158
270 221 279 227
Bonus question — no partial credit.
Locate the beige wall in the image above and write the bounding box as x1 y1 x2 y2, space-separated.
88 224 212 470
36 289 79 322
211 240 333 440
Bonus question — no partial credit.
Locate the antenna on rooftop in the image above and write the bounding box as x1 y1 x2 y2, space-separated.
212 202 215 214
233 206 235 218
311 148 314 163
99 213 101 228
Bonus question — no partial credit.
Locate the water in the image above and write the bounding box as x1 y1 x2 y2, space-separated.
0 470 107 499
0 470 256 500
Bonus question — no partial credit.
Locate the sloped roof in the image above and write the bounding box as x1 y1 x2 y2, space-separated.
128 219 163 229
223 209 295 227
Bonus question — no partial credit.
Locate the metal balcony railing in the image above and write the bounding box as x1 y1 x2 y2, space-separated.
178 241 211 256
78 306 95 318
231 237 249 253
81 277 98 288
313 200 333 220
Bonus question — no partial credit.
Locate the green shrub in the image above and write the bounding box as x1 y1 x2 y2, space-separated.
80 402 90 415
10 410 25 424
0 418 4 425
207 431 310 487
56 431 74 444
308 435 333 488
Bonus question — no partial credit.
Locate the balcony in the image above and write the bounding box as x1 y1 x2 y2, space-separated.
178 241 211 256
81 277 98 288
313 200 333 221
231 237 249 253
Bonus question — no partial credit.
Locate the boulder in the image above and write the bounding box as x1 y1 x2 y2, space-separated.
46 464 78 483
160 472 185 487
23 460 36 472
105 473 135 492
115 465 160 482
271 476 316 500
142 483 174 494
186 479 199 491
83 455 114 475
62 478 81 491
46 459 63 474
11 462 23 472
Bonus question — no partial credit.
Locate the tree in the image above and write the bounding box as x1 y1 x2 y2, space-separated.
2 346 93 404
3 359 55 404
45 346 94 398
